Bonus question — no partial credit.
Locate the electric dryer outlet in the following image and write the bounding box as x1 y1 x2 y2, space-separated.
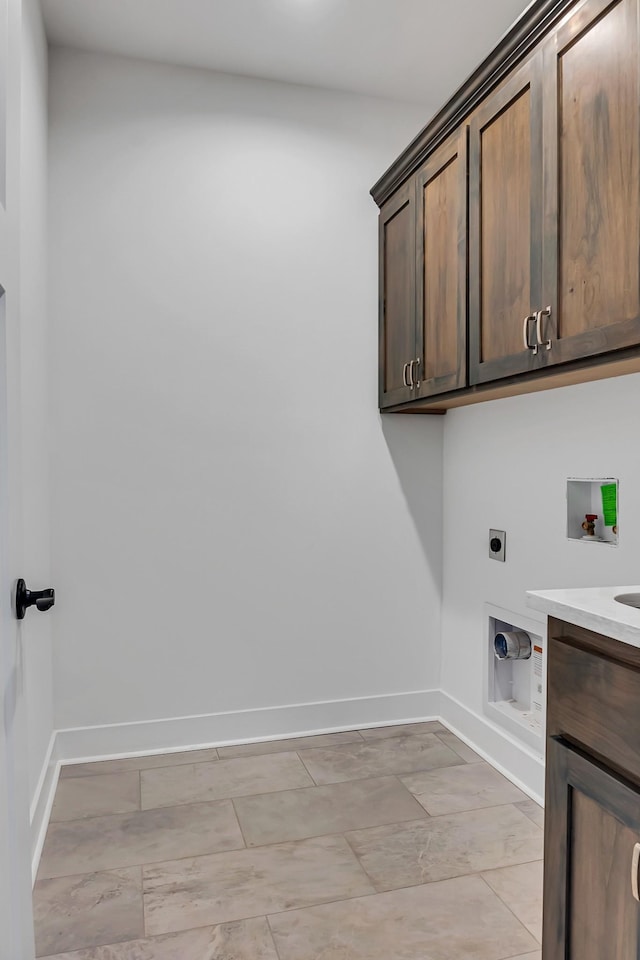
489 529 506 562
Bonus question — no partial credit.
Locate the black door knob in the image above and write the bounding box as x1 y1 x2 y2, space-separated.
16 579 55 620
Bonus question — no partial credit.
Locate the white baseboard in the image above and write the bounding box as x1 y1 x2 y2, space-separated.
29 732 61 884
55 689 442 764
30 686 544 883
28 689 438 879
439 690 545 805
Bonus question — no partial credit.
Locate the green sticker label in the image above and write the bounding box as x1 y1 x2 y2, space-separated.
601 483 617 527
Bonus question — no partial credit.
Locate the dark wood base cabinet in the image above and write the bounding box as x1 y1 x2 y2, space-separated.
544 618 640 958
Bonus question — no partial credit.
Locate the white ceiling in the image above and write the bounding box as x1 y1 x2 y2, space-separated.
41 0 532 106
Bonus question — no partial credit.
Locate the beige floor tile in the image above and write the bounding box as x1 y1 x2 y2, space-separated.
436 729 483 763
140 752 313 809
234 775 427 846
515 798 545 828
39 917 278 959
268 874 538 960
60 748 219 779
217 730 363 759
358 721 444 740
33 867 142 957
401 761 527 816
39 800 244 879
143 835 374 936
507 954 541 960
482 860 543 942
346 803 543 891
299 732 462 784
51 773 140 822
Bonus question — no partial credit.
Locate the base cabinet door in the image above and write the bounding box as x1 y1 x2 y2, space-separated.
379 179 417 408
544 737 640 959
414 127 468 398
540 0 640 365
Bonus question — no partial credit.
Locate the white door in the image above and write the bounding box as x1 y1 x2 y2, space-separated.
0 0 37 956
0 295 36 960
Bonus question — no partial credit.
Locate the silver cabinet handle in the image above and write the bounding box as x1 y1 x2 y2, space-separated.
522 313 538 353
407 360 415 388
632 843 640 902
536 306 552 350
402 362 409 387
414 357 421 389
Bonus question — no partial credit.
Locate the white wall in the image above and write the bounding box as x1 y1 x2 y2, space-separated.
20 0 52 806
48 48 443 736
441 374 640 789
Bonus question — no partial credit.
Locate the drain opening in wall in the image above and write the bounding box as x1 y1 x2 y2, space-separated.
484 604 546 757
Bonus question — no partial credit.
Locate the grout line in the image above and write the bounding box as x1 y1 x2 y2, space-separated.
41 822 435 882
39 822 545 885
137 864 145 940
434 729 478 759
217 734 367 761
261 858 547 923
38 842 544 948
38 916 289 959
265 914 284 960
61 731 381 776
230 797 249 849
138 764 468 814
341 829 379 890
60 752 222 779
60 726 446 778
48 761 483 825
418 800 534 820
477 872 542 947
295 751 320 785
514 800 545 828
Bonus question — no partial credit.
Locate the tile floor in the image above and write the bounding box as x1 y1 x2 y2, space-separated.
33 721 543 959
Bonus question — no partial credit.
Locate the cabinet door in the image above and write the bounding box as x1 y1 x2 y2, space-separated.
379 179 416 408
415 128 468 398
469 54 545 384
544 737 640 960
541 0 640 364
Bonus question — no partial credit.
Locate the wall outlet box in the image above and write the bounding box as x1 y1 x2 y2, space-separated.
489 529 506 561
567 477 619 546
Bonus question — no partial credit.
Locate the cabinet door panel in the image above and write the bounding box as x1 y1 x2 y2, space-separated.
571 790 639 960
469 55 544 384
544 737 640 960
542 0 640 363
416 128 467 397
379 180 416 408
481 88 531 360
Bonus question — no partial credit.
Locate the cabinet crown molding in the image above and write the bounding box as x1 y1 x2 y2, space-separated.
370 0 577 208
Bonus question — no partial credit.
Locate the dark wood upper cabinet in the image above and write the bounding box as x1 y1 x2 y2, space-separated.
373 0 640 412
378 179 416 408
469 54 545 385
415 127 468 398
540 0 640 365
470 0 640 384
379 129 468 408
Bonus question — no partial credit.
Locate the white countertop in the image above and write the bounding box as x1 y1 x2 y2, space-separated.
526 586 640 648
